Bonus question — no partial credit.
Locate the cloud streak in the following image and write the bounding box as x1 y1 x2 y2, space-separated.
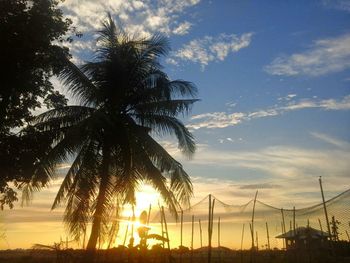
265 33 350 77
187 95 350 129
167 33 253 69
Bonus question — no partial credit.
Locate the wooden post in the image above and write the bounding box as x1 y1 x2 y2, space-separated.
218 216 221 247
318 218 323 233
147 204 152 225
240 224 245 263
319 177 332 241
251 191 258 250
191 215 195 250
208 194 215 263
161 206 170 250
160 205 165 248
281 208 286 234
281 222 285 249
293 206 296 236
266 222 270 250
208 194 212 263
180 209 183 247
131 206 135 240
123 217 130 246
199 219 203 248
240 224 245 250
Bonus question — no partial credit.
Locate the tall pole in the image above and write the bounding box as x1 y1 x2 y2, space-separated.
293 207 296 236
218 217 221 247
161 206 170 250
281 222 285 249
240 224 245 263
319 177 332 241
191 215 195 250
199 219 203 248
281 208 286 249
266 222 270 250
240 224 245 250
251 190 258 249
123 217 130 246
147 204 152 225
208 194 212 263
180 209 183 247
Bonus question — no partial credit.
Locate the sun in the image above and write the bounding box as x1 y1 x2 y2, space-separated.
122 184 161 219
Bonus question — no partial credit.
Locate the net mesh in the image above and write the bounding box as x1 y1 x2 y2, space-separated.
142 188 350 250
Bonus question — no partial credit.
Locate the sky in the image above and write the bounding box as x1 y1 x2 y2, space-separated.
1 0 350 249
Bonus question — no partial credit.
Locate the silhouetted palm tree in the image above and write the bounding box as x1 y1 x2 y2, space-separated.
24 15 198 250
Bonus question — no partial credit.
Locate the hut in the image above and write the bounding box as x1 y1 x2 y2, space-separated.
276 226 329 250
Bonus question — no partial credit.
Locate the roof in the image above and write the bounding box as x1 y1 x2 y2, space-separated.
276 226 329 239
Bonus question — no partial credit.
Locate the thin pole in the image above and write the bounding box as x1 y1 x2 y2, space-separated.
318 218 323 233
161 206 170 250
147 204 152 225
180 209 183 247
159 204 165 248
218 216 221 247
293 206 296 236
281 208 286 234
208 194 212 263
199 219 203 248
266 222 270 250
281 222 285 249
191 215 195 250
123 217 130 246
131 206 135 240
319 177 332 241
240 224 245 250
256 231 259 251
191 215 194 263
251 190 258 249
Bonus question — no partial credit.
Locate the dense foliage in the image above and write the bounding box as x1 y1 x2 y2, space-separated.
0 0 72 208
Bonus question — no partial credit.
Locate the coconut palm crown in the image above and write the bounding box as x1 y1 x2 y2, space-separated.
23 15 198 250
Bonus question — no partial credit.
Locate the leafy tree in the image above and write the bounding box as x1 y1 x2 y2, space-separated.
24 15 198 251
0 0 72 208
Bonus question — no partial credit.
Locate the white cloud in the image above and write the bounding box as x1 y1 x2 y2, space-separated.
265 33 350 77
278 94 297 101
58 0 201 60
310 132 350 149
173 21 192 35
189 145 350 183
168 33 253 69
187 95 350 129
60 0 199 36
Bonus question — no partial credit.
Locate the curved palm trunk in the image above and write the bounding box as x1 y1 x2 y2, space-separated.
86 146 110 250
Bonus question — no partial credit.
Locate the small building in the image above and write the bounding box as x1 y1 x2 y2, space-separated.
276 226 329 250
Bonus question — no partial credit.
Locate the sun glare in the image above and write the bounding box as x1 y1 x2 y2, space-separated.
121 184 161 219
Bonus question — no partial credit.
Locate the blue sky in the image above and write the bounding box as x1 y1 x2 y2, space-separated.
57 0 350 206
2 0 350 249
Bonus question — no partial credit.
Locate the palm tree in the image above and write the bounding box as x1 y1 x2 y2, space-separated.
23 15 198 250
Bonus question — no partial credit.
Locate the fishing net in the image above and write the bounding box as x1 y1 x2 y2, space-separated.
136 189 350 250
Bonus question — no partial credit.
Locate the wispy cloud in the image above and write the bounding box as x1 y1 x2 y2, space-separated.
322 0 350 12
167 33 253 69
310 132 350 149
265 33 350 77
187 95 350 129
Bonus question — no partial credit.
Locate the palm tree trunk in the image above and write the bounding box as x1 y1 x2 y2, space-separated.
86 146 110 250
